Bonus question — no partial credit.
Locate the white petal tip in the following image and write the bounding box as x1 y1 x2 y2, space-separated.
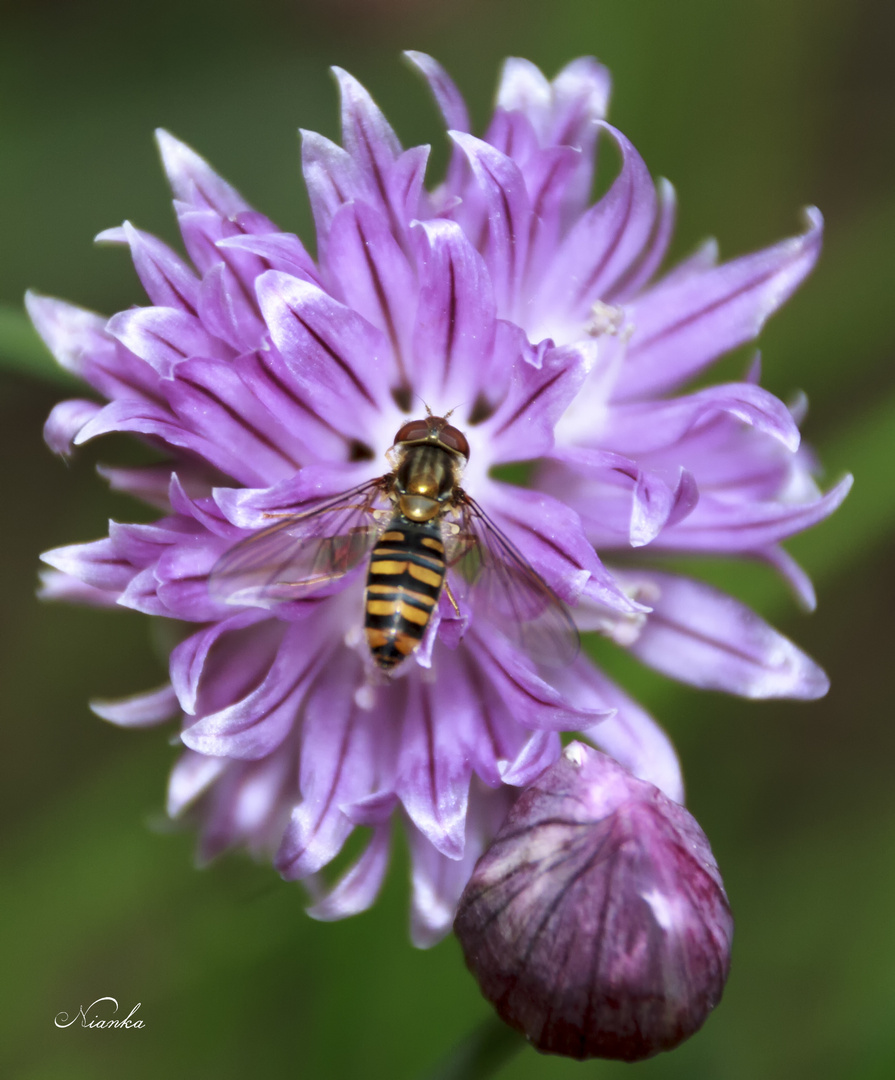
800 205 824 232
94 225 128 245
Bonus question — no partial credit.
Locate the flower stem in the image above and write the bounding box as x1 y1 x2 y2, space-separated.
421 1014 526 1080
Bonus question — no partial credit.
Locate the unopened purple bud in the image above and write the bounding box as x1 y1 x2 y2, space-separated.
454 743 733 1061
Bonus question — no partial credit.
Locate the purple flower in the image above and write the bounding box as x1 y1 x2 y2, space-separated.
34 55 848 953
454 742 733 1061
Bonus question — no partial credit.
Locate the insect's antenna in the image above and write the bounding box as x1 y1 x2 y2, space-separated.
411 392 433 417
444 400 470 421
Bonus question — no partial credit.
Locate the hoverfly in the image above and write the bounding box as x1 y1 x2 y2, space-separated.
209 415 578 672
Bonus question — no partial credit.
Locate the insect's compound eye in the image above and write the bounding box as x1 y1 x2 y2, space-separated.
394 419 432 445
438 423 470 459
393 416 470 459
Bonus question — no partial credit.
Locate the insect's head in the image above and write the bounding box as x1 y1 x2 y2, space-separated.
393 416 470 460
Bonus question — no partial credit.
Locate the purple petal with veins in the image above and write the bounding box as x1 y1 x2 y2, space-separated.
617 569 830 698
617 207 823 401
531 124 657 335
96 221 201 313
306 826 392 921
326 200 416 368
450 133 531 320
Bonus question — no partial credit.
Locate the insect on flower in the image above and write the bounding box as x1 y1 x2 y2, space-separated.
33 50 851 965
209 412 579 672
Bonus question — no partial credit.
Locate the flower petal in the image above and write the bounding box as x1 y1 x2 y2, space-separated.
598 381 801 456
483 481 643 613
531 124 657 336
409 218 497 406
405 51 470 199
276 656 375 879
496 57 552 127
256 270 393 435
617 207 824 400
547 57 612 216
232 349 357 466
37 569 121 607
117 568 170 616
499 729 562 787
326 200 416 377
170 609 269 715
404 51 470 132
757 545 817 612
216 231 320 285
482 328 591 463
499 55 610 154
175 205 279 283
106 306 228 377
90 683 180 728
578 670 685 803
301 130 364 249
619 569 830 699
396 677 472 859
96 463 174 509
41 537 136 593
655 473 853 553
306 826 391 922
153 539 237 622
612 178 676 301
476 633 611 731
389 144 432 225
26 292 160 401
163 356 304 484
168 475 241 540
409 783 515 948
333 66 402 177
407 823 482 948
95 221 201 314
449 133 531 320
155 128 251 217
341 790 399 827
44 399 101 456
197 751 293 862
182 622 331 758
211 461 373 530
522 144 584 294
197 262 265 353
167 750 229 817
552 448 699 547
72 397 225 469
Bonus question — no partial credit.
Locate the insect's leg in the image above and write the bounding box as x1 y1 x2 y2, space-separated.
262 504 372 519
443 580 461 616
445 530 477 567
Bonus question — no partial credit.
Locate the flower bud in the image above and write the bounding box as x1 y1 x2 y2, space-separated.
454 742 733 1061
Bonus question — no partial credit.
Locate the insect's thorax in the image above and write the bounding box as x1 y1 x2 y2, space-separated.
393 443 459 523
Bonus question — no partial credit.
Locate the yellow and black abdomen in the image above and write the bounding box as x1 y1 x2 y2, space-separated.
364 517 446 670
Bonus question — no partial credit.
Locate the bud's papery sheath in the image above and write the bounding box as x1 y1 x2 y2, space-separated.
454 742 733 1060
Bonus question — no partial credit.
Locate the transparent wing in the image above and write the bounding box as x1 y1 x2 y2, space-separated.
209 479 388 608
447 494 580 667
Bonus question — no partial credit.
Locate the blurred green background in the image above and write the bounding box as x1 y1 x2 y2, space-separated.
2 0 893 1077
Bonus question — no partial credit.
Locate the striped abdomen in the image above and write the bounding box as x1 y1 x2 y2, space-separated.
364 517 446 670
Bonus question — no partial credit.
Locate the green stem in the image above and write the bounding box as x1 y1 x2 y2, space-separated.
421 1014 526 1080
